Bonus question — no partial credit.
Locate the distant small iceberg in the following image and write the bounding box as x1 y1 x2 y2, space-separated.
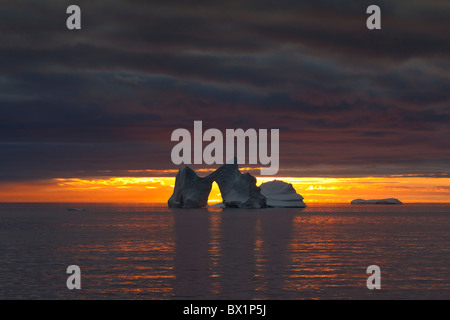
351 198 402 205
67 208 87 212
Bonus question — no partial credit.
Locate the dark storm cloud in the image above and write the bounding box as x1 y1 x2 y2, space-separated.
0 0 449 181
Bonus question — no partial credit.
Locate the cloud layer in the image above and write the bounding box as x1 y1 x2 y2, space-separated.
0 0 449 181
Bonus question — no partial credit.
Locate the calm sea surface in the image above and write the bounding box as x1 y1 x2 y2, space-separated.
0 203 449 299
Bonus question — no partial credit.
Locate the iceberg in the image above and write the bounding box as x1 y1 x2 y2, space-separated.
351 198 402 205
207 202 225 209
168 158 266 209
168 166 214 208
259 180 306 208
67 208 86 212
168 159 310 209
211 160 266 208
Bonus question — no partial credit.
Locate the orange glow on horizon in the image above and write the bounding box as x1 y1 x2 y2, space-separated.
0 175 449 204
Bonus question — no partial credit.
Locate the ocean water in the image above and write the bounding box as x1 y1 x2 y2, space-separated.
0 203 449 300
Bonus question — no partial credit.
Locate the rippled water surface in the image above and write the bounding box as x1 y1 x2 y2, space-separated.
0 203 449 299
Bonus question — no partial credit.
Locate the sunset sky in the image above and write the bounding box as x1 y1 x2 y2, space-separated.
0 1 449 203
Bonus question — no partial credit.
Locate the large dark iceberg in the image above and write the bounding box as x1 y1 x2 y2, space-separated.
167 165 214 208
168 159 266 208
168 159 305 209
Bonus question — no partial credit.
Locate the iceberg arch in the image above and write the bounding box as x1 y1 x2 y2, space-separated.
168 159 306 209
168 158 266 208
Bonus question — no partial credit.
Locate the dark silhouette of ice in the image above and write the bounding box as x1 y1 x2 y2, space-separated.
167 166 214 208
168 158 266 208
168 159 306 208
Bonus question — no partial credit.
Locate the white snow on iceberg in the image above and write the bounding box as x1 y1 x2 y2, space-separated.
259 180 306 208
